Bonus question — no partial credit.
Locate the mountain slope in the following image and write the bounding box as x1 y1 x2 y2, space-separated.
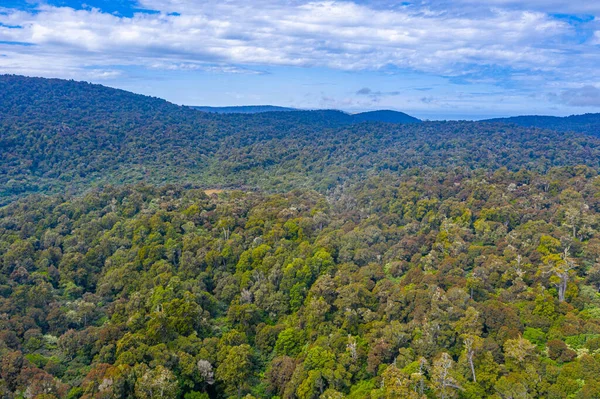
192 106 422 124
2 75 600 205
4 168 600 398
352 109 421 124
485 113 600 136
4 75 600 399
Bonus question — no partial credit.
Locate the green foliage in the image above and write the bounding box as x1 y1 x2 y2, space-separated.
565 334 600 350
2 173 600 397
184 392 210 399
216 344 254 396
523 327 547 349
4 76 600 205
3 76 600 398
274 328 305 357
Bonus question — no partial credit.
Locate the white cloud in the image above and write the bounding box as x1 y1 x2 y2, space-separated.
147 61 262 74
0 0 596 89
553 85 600 107
429 0 600 15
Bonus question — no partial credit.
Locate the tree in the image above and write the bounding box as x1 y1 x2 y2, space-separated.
432 353 462 399
274 328 304 357
266 356 296 396
0 351 23 392
379 365 423 399
503 337 537 372
494 373 530 399
216 344 253 397
297 370 325 399
455 307 482 336
462 335 483 383
134 366 179 399
197 359 215 386
541 245 577 302
547 340 576 363
586 264 600 292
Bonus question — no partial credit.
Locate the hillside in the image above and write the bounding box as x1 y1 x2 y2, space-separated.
351 109 421 124
3 169 600 398
2 75 600 205
192 106 422 125
3 75 600 399
485 113 600 136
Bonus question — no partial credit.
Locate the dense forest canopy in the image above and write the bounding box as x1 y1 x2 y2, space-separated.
2 75 599 205
3 76 600 399
485 114 600 137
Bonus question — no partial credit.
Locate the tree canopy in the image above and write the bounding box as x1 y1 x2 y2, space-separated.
3 76 600 398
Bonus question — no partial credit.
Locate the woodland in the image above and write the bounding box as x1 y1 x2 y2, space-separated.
2 75 600 398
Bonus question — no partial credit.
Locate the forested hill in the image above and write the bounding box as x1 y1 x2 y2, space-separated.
351 109 421 124
191 105 422 124
5 75 600 399
3 169 600 398
2 74 600 206
485 113 600 136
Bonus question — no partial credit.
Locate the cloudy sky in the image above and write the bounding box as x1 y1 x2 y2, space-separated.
1 0 600 119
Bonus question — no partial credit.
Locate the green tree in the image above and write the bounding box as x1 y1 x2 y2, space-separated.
134 365 179 399
216 344 253 397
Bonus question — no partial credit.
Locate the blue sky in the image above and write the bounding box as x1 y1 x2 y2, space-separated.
1 1 600 119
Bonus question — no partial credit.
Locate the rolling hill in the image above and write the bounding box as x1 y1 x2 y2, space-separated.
4 75 600 399
192 105 422 125
2 74 600 205
351 109 421 124
485 113 600 136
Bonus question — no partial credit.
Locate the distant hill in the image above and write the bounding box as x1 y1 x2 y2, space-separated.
485 113 600 136
352 109 421 124
192 105 298 113
193 105 422 124
3 74 600 204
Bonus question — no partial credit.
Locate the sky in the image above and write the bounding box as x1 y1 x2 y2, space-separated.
1 1 600 119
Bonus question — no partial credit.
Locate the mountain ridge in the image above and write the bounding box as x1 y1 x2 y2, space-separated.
192 105 422 124
4 75 600 399
484 113 600 136
2 74 600 205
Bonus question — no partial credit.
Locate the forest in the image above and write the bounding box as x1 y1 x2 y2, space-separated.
485 114 600 137
2 75 600 205
2 76 600 398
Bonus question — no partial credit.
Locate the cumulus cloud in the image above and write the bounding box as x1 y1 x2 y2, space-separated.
356 87 401 102
0 1 583 77
0 0 598 99
148 61 263 74
556 86 600 107
426 0 600 15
